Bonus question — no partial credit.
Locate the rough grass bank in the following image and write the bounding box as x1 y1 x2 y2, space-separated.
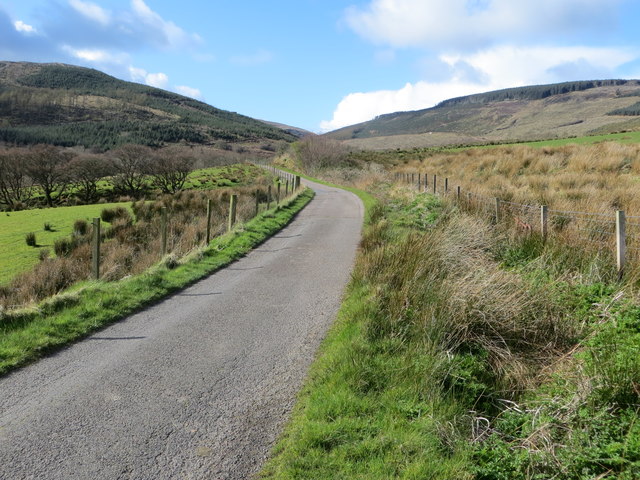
0 188 313 376
262 182 639 479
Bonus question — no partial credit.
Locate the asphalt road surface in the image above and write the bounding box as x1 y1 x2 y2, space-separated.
0 179 363 480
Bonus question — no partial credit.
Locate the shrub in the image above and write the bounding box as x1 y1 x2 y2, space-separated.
43 222 53 231
25 232 37 247
54 237 74 257
38 249 50 261
100 206 130 223
73 219 88 236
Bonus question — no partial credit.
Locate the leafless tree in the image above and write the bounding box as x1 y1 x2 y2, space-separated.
68 154 113 203
295 135 349 172
110 144 152 198
23 144 74 207
146 149 194 194
0 148 33 208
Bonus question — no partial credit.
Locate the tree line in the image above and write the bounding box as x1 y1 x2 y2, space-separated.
0 144 194 210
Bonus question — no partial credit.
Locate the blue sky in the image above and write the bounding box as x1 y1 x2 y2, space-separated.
2 0 640 132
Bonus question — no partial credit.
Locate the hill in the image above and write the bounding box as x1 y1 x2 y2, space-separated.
326 80 640 150
0 61 296 152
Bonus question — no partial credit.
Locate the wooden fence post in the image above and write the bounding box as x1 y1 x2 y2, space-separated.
206 199 212 244
255 191 260 216
295 175 301 190
617 210 626 279
541 205 548 240
267 185 272 209
456 186 461 201
433 174 437 195
228 194 238 232
418 173 421 190
161 207 168 256
92 218 100 280
444 178 449 194
424 173 428 192
277 182 281 205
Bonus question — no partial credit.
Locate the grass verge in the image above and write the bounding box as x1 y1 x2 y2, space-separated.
0 188 314 376
262 182 639 479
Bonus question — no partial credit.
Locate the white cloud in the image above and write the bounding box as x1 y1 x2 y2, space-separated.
63 46 129 64
130 0 201 49
345 0 624 50
144 72 169 89
14 20 36 34
69 0 110 26
175 85 203 100
321 45 635 131
230 49 274 66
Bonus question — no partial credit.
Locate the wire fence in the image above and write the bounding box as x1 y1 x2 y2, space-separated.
394 171 633 278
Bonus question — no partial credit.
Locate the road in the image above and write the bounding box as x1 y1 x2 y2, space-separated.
0 179 363 480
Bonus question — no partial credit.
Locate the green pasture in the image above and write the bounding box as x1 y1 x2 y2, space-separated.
185 163 268 190
0 202 131 285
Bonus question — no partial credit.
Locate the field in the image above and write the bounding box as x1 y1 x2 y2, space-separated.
0 202 131 286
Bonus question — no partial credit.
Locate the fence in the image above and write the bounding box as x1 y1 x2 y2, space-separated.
88 170 303 280
394 171 638 279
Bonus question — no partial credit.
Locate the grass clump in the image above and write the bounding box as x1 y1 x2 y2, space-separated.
24 232 36 247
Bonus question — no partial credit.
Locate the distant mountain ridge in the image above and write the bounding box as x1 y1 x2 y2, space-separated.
327 80 640 150
0 61 297 151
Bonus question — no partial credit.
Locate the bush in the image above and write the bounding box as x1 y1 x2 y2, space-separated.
73 219 88 236
25 232 37 247
38 249 50 261
43 222 52 231
100 206 130 223
54 237 74 257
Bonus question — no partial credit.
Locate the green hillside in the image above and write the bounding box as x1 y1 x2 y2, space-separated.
327 80 640 150
0 62 296 151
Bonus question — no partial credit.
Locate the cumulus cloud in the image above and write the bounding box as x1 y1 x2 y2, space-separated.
145 72 169 88
175 85 204 100
14 20 37 34
345 0 624 50
321 45 635 131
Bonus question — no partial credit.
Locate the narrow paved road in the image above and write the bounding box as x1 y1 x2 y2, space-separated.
0 180 363 480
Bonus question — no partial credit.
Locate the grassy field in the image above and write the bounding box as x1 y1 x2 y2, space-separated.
0 202 131 285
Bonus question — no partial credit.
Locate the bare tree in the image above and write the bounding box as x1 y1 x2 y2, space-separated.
110 144 152 198
23 144 74 207
147 149 194 194
68 154 113 203
0 148 33 208
295 135 349 172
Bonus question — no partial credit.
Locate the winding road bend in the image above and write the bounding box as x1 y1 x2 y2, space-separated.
0 180 363 480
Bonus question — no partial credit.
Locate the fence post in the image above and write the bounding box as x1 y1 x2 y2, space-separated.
433 174 437 195
255 190 260 216
92 218 100 280
540 205 548 240
418 173 421 190
161 207 168 256
267 185 272 209
617 210 626 279
424 173 428 192
444 178 449 194
494 198 501 223
295 175 301 190
277 182 281 206
456 186 461 201
228 194 238 232
285 179 289 196
206 199 212 244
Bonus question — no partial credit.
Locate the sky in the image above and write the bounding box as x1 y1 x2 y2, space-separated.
2 0 640 133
